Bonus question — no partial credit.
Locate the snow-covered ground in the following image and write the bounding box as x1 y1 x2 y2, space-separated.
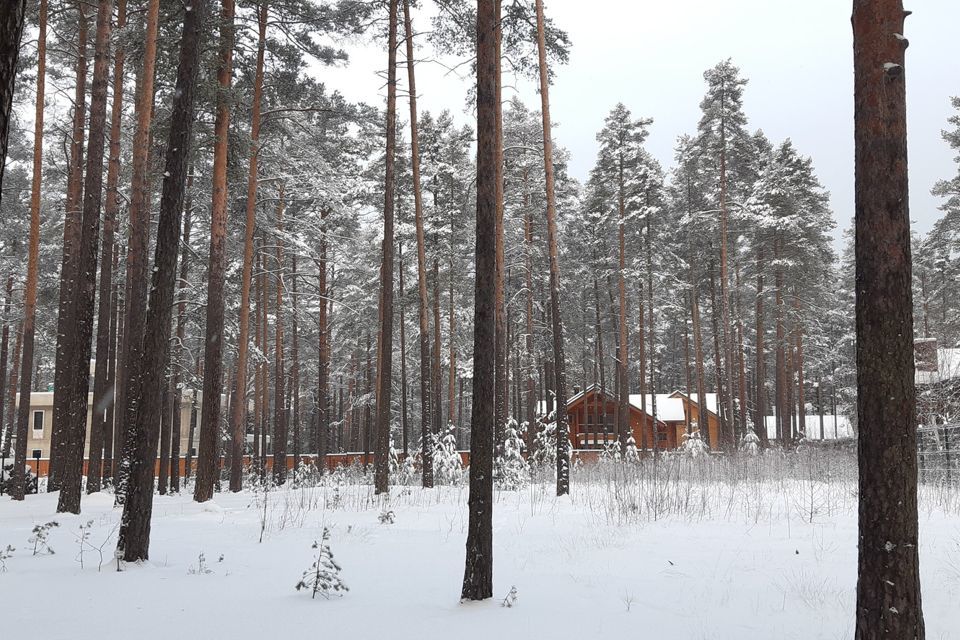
1 455 958 640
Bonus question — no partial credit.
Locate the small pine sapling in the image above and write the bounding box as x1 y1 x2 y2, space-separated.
680 431 709 458
295 528 348 599
74 520 94 569
0 544 14 572
29 521 59 555
496 421 529 490
739 429 761 456
432 427 464 486
188 552 213 575
501 585 518 608
378 508 395 524
623 434 640 464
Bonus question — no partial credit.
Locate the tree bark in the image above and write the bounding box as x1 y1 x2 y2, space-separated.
9 0 44 500
461 0 498 602
852 2 924 637
117 0 206 560
402 0 433 487
754 240 768 446
194 0 236 502
272 186 287 484
374 0 399 495
534 0 569 495
0 0 26 202
88 0 126 494
170 187 193 493
50 2 89 492
317 210 329 468
57 0 115 514
228 1 267 492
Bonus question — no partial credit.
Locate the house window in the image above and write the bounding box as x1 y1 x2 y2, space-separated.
32 410 44 434
31 449 42 459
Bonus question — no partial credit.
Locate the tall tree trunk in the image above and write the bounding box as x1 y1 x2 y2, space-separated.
461 0 498 602
534 0 569 495
272 186 287 484
716 90 738 448
2 321 22 461
690 282 709 446
317 210 329 468
0 277 11 454
432 259 442 434
291 252 301 471
793 292 806 439
402 0 433 488
50 2 88 492
9 0 44 500
194 0 235 502
170 188 193 493
493 0 506 455
646 215 658 458
57 0 115 514
754 240 768 446
398 239 409 455
774 235 789 446
0 0 27 198
708 259 729 448
852 4 923 636
616 159 629 449
88 0 126 494
735 262 748 439
374 0 399 495
116 0 206 560
523 181 536 449
228 1 266 492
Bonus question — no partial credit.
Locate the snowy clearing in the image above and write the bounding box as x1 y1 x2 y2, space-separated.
1 454 959 640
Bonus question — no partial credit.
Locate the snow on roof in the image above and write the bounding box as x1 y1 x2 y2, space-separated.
628 394 686 422
676 392 719 416
763 415 853 440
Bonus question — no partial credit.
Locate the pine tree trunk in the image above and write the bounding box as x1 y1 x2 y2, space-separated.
272 186 288 484
708 259 729 448
88 0 126 494
374 0 399 495
793 292 806 439
852 3 924 636
754 240 768 446
461 0 498 601
9 0 44 500
646 215 657 458
402 0 433 487
57 0 115 514
50 3 88 492
114 0 160 502
0 0 26 199
432 259 442 434
228 1 266 492
0 277 11 453
493 0 506 454
534 0 569 495
2 321 22 461
169 179 193 493
194 0 235 502
774 235 789 446
398 237 409 455
617 163 629 449
317 210 329 467
116 0 206 560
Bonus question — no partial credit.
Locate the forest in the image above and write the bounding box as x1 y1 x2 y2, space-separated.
0 1 955 638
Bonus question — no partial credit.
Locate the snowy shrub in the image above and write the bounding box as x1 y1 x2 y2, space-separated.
600 440 622 463
378 508 395 525
296 528 348 599
531 422 558 470
739 429 761 456
389 440 417 486
623 435 640 464
496 421 529 490
29 521 59 556
0 544 13 572
679 431 709 458
188 552 222 575
433 427 464 486
501 585 518 608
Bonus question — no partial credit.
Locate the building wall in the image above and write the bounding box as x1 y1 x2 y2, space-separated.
13 391 199 465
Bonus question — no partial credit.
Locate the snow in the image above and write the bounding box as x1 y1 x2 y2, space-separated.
0 460 958 639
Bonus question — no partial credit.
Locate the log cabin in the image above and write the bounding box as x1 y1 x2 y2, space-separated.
555 385 721 451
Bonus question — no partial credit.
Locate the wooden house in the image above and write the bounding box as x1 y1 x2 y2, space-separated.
560 385 721 451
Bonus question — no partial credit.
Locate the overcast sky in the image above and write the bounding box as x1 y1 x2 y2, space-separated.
323 0 960 247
